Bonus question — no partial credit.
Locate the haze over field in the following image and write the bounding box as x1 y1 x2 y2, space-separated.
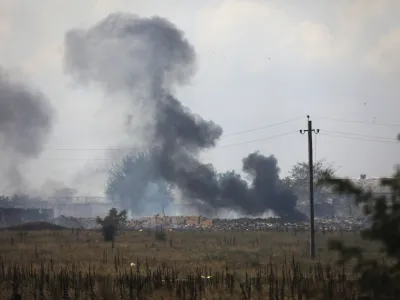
0 0 399 217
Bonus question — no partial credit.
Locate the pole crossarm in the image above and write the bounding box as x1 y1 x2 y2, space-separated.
300 115 320 135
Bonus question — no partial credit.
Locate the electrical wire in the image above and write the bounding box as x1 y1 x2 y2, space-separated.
320 130 397 141
41 117 305 152
314 116 400 128
26 115 400 161
37 131 297 161
223 116 304 137
319 133 399 144
218 131 296 148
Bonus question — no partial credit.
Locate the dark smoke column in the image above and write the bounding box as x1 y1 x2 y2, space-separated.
242 152 306 221
63 12 305 221
0 67 54 192
63 12 222 211
216 152 306 221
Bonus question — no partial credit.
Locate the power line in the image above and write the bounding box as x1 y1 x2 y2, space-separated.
315 116 400 128
40 115 395 153
320 133 399 144
41 117 304 152
218 131 296 148
223 116 304 137
320 130 397 141
36 131 296 161
33 115 399 153
23 114 400 162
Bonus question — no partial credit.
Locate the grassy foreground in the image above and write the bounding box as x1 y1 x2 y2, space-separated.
0 228 379 299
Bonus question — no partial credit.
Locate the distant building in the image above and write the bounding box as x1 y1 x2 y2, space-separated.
0 207 54 227
348 176 393 195
326 175 394 217
295 175 393 218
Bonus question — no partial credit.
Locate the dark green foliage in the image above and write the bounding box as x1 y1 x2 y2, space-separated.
105 153 173 215
96 208 127 242
284 159 336 204
105 153 155 203
102 223 117 242
154 226 167 242
320 168 400 299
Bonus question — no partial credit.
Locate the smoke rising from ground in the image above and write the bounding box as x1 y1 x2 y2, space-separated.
0 67 54 193
64 12 306 221
105 152 174 216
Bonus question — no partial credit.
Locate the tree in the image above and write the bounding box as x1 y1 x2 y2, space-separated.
96 208 127 243
320 165 400 298
283 159 336 204
105 152 173 215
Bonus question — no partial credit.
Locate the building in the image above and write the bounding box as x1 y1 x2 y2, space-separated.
296 175 393 218
327 175 394 217
0 207 54 227
349 177 393 194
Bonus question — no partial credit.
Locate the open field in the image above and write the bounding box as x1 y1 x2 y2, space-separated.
0 228 379 299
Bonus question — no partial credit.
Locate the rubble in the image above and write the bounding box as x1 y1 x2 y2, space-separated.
48 215 366 232
52 215 99 229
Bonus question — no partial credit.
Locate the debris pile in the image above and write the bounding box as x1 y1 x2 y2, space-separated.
52 215 99 229
46 215 367 232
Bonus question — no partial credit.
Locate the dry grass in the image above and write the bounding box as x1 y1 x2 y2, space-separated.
0 228 380 299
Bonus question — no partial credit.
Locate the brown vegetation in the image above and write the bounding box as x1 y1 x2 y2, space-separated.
2 221 66 231
0 228 379 299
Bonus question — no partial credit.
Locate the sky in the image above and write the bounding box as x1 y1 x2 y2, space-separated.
0 0 400 197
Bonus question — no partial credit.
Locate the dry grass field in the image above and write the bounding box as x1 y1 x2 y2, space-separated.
0 227 380 299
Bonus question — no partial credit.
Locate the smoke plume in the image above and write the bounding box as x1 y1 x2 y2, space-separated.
63 13 306 221
105 152 174 216
0 67 54 193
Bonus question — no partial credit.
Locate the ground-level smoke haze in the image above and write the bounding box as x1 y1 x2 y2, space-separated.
64 12 305 221
0 67 54 193
105 152 174 217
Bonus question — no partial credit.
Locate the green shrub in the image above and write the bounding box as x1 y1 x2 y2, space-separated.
96 208 127 242
154 227 167 242
321 168 400 299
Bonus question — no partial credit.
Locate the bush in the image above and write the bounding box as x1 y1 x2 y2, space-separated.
320 168 400 299
96 208 127 242
154 227 167 242
102 223 117 242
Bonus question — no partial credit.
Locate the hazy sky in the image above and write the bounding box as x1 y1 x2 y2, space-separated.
1 0 400 196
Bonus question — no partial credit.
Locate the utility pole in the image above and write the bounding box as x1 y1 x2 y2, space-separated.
300 115 319 259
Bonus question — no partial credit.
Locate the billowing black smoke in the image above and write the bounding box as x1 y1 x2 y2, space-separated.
0 67 54 192
63 13 306 221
